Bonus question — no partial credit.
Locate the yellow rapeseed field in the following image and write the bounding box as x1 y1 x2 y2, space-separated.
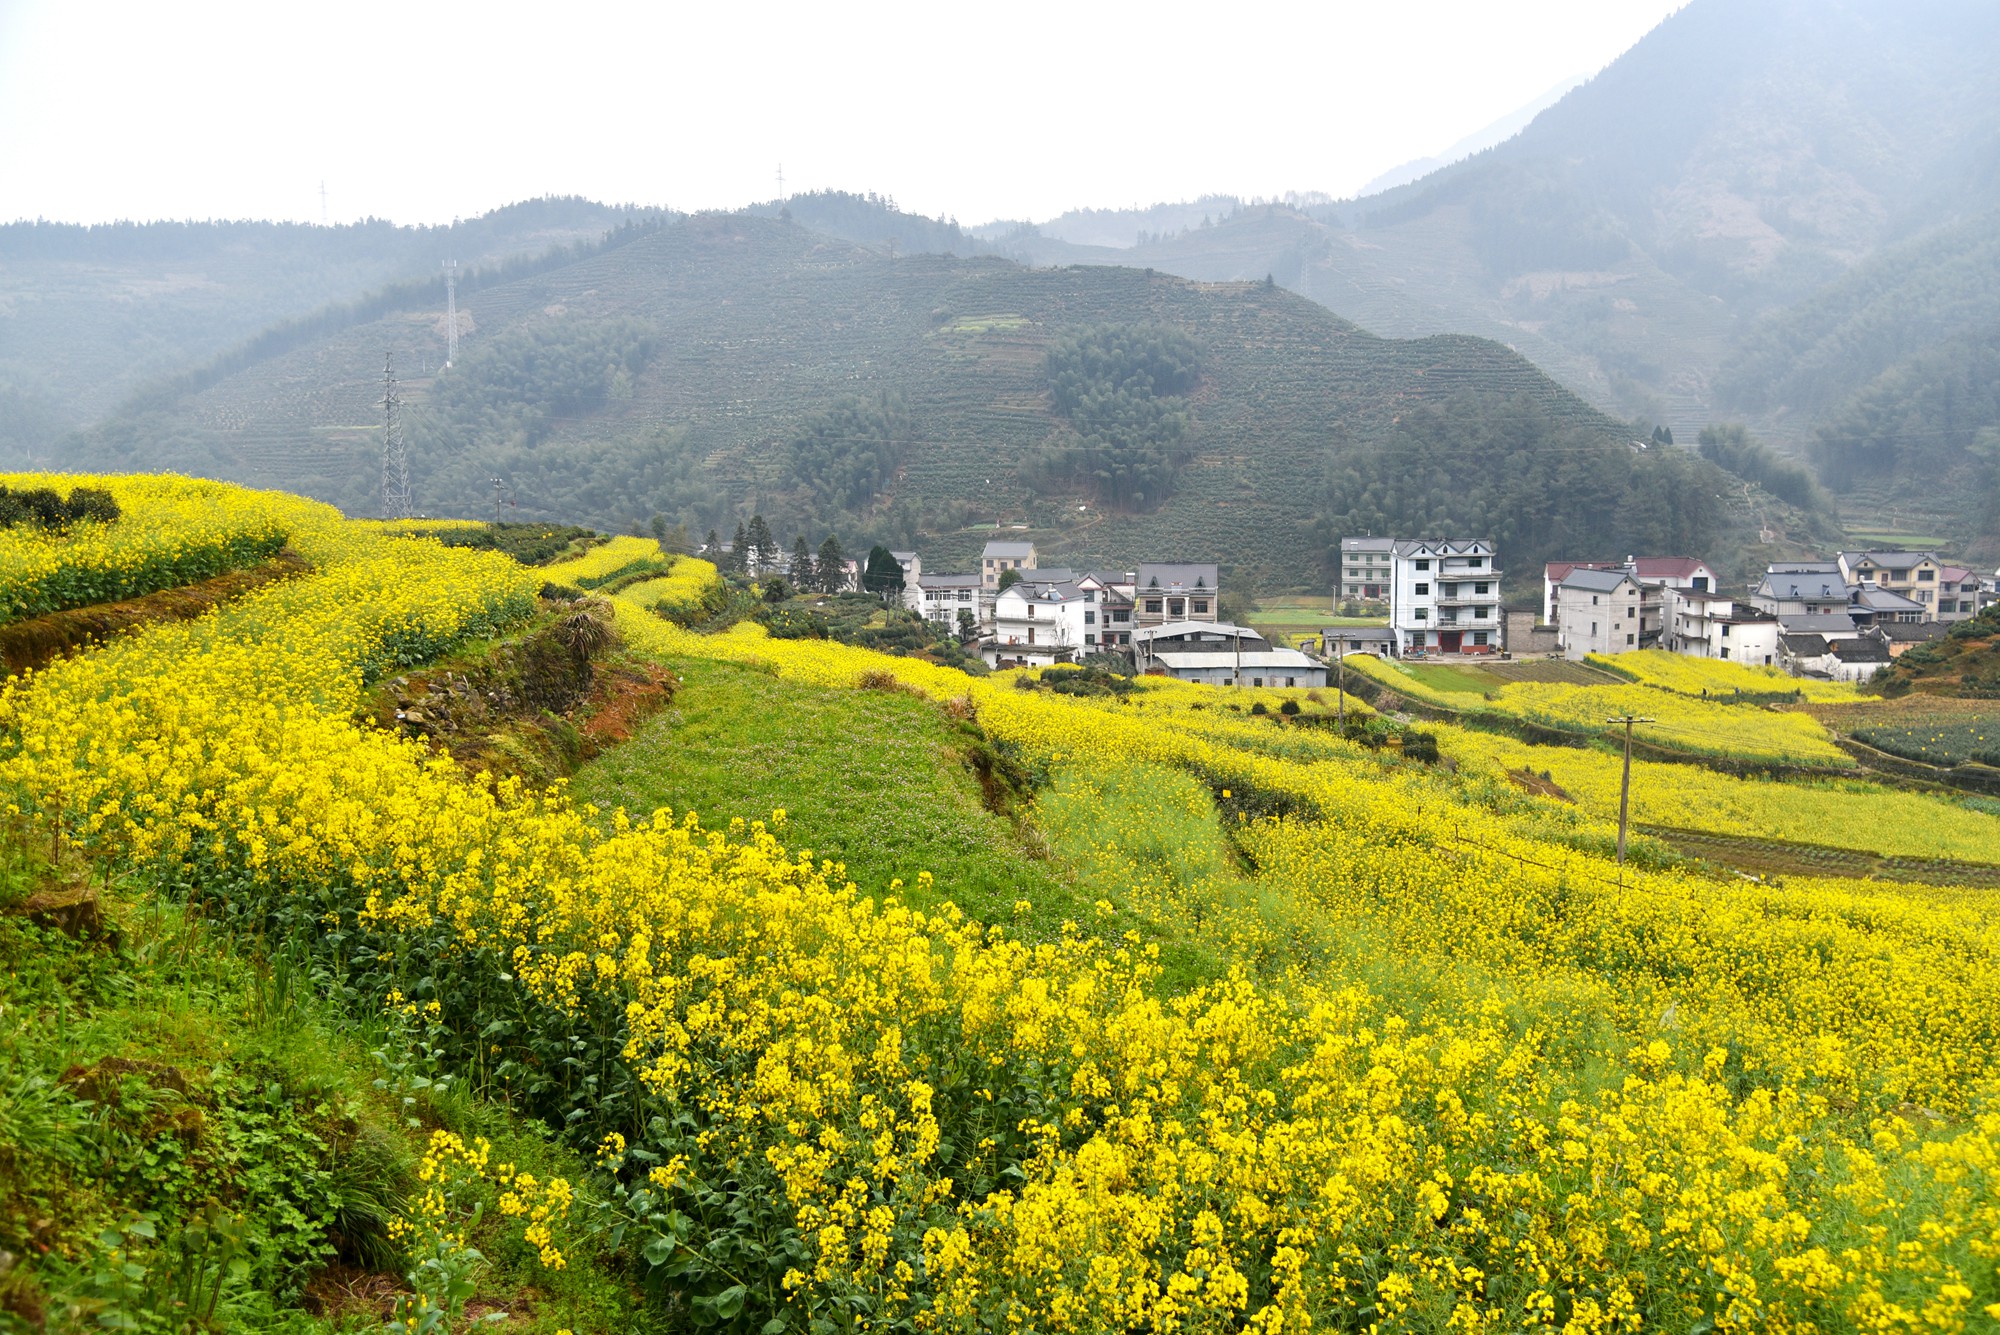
1588 649 1860 703
1344 652 1856 766
0 472 306 621
2 481 1994 1333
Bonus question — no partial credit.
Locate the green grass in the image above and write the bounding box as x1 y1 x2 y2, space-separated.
0 842 645 1334
1397 662 1500 694
569 656 1106 946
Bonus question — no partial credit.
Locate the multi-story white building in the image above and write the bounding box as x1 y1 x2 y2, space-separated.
1661 588 1780 665
1077 570 1136 648
1553 567 1655 660
1938 566 1984 621
985 579 1095 667
1339 537 1395 604
1390 540 1501 655
915 573 981 629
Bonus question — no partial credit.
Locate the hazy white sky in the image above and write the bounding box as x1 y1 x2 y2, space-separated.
0 0 1685 227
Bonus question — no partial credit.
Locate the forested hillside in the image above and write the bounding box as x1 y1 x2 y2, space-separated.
1034 0 2000 447
0 198 673 458
66 211 1794 585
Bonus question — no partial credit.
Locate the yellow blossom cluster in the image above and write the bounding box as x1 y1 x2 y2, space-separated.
1587 649 1860 702
615 556 722 619
540 534 672 588
2 487 1996 1331
1343 652 1855 766
0 471 325 621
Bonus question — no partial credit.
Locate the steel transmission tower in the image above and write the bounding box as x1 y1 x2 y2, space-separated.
443 259 459 368
380 353 414 518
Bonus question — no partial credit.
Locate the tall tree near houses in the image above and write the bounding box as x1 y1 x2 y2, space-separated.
747 514 778 574
816 534 845 593
705 529 720 560
789 535 815 588
862 544 906 601
731 521 750 573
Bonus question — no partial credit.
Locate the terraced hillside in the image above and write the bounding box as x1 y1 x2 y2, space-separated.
75 212 1660 584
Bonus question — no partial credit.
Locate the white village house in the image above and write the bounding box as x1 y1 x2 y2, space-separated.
1386 539 1501 655
1553 567 1657 661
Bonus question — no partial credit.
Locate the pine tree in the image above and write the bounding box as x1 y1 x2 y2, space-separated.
816 535 845 593
790 535 815 588
705 529 719 560
862 545 906 600
747 515 777 573
731 522 750 573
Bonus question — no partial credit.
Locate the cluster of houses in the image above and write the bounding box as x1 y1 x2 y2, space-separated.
903 539 1328 687
1541 550 1997 682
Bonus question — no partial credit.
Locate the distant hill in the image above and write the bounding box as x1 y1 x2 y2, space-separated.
1041 1 2000 435
0 198 675 458
1356 75 1586 198
65 211 1795 587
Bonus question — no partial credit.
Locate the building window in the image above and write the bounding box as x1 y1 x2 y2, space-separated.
1145 599 1162 613
1415 559 1430 571
1169 599 1185 617
1475 582 1489 595
1626 634 1635 645
1414 608 1428 620
1918 569 1935 581
1085 633 1096 645
1472 632 1488 646
1591 622 1598 634
1253 677 1263 687
1192 599 1209 614
1468 557 1483 567
1474 606 1488 618
1113 610 1130 623
1415 583 1430 595
1084 611 1096 624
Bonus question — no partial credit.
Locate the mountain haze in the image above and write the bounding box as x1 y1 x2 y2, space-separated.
70 210 1788 584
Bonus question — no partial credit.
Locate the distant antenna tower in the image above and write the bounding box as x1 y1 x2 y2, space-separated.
319 181 328 226
776 163 785 202
443 260 459 368
381 353 414 519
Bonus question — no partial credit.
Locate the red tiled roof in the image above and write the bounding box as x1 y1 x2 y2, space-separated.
1629 557 1711 579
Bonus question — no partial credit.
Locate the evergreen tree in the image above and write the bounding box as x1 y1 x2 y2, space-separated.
747 514 778 573
731 521 750 573
862 545 906 600
789 534 815 588
705 529 719 559
816 534 845 593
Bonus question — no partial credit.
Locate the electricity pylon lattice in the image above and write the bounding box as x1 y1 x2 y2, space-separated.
443 259 459 368
381 353 414 519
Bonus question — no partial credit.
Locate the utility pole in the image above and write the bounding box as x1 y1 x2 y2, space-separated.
1607 715 1654 866
443 259 459 368
1335 634 1347 725
380 354 413 519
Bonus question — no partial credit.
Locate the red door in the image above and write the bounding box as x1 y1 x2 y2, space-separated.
1440 630 1463 654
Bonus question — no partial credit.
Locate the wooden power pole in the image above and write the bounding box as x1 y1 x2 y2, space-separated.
1607 715 1654 866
